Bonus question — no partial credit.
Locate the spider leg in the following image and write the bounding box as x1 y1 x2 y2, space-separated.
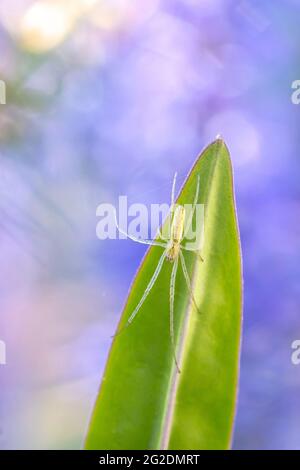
181 246 204 262
171 172 177 207
113 250 167 337
179 250 201 314
182 175 204 259
170 256 181 373
184 174 200 238
165 172 177 241
114 210 167 248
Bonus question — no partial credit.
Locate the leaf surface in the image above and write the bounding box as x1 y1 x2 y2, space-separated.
85 139 243 450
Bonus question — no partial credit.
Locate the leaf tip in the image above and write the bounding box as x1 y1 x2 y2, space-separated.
214 134 226 147
213 135 230 158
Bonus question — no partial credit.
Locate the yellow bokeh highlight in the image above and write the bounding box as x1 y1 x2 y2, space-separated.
19 0 98 53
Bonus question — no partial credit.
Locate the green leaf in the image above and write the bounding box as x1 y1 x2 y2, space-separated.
85 139 243 450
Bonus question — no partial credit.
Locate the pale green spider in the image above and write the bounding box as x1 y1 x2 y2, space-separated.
114 173 203 372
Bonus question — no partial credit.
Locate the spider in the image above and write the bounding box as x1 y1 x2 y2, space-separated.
114 173 203 373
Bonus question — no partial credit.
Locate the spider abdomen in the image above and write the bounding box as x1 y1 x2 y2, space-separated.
166 243 180 261
166 205 185 261
171 205 185 243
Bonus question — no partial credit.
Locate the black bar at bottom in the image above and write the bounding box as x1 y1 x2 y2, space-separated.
0 449 297 466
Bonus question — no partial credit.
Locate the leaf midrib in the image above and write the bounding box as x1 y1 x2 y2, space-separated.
159 139 223 449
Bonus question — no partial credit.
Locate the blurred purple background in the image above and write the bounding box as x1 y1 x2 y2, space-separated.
0 0 300 449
